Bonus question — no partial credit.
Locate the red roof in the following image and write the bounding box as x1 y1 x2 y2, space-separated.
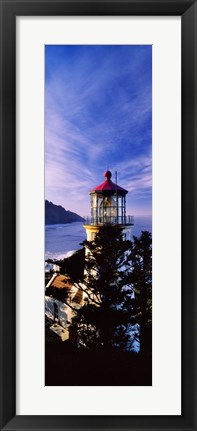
89 170 128 194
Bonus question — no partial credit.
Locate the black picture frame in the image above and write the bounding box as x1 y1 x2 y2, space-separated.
0 0 196 430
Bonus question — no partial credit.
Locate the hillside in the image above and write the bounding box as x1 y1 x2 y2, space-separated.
45 200 85 225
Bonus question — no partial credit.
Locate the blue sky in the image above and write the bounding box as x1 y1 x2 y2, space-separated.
45 45 152 216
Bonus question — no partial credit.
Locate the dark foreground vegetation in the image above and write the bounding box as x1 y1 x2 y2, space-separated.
56 248 85 280
45 227 152 386
45 326 152 386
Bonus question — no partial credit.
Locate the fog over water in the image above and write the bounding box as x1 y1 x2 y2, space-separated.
45 215 152 261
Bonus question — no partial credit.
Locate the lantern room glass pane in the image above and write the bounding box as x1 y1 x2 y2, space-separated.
90 192 127 225
99 196 117 224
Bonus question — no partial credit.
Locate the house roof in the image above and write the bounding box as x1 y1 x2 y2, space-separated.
46 274 83 305
50 274 72 290
73 289 83 304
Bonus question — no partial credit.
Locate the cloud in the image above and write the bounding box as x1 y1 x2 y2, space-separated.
45 45 152 215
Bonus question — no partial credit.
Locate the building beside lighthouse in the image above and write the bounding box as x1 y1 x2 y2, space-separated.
84 169 134 243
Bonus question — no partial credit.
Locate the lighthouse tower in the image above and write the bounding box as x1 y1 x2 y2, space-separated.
83 170 134 242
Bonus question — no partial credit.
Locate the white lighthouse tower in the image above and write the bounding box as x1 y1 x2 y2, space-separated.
83 170 134 242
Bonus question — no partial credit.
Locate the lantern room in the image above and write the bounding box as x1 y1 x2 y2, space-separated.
88 170 133 226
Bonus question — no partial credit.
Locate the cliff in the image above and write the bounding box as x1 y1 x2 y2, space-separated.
45 200 85 225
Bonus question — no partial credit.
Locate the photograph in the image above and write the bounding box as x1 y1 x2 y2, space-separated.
1 0 196 428
44 45 152 386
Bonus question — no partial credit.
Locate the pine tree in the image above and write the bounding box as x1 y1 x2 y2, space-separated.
70 225 133 351
130 231 152 356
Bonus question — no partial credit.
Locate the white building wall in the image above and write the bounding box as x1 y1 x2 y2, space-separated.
45 294 81 328
45 296 71 328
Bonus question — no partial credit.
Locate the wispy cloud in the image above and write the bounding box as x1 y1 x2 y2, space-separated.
45 45 152 215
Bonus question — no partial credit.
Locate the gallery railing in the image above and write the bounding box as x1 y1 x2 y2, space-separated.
84 215 134 226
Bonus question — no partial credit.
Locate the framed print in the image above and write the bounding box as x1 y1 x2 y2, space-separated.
0 0 197 430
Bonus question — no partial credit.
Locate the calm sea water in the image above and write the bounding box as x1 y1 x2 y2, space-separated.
45 215 152 260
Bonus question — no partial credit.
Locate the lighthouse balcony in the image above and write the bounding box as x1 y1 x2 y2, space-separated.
84 215 134 226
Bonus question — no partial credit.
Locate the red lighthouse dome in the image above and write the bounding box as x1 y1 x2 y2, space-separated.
90 170 127 194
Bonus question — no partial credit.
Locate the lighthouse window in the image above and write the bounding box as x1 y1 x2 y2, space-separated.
54 302 58 321
92 195 97 206
90 189 127 226
98 197 118 224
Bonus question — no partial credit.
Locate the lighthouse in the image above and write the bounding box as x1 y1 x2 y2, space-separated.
83 170 134 242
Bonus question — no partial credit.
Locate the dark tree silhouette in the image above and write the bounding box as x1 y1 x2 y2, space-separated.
70 225 133 351
130 231 152 356
45 229 152 386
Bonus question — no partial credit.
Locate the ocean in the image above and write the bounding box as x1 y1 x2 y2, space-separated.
45 215 152 261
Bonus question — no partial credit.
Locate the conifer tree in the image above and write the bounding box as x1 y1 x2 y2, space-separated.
130 231 152 356
70 225 133 351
